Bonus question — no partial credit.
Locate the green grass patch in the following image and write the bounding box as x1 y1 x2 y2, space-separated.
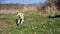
0 11 60 34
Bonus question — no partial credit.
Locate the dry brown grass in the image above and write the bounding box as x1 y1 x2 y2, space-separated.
0 23 8 30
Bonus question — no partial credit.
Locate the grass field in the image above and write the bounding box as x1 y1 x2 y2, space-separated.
0 11 60 34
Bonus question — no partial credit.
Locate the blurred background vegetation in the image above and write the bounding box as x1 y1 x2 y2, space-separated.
0 0 60 34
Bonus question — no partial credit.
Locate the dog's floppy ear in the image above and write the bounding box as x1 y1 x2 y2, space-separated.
16 19 19 25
